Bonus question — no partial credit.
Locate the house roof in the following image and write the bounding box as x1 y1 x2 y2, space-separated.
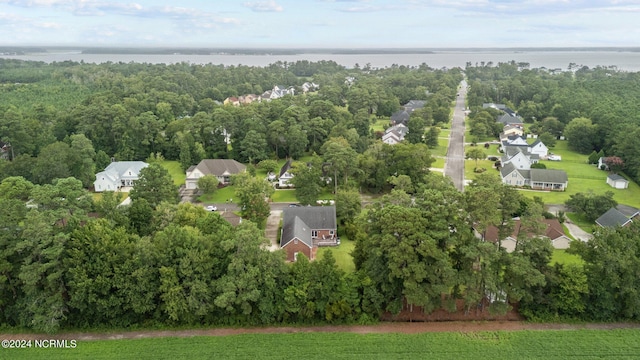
607 174 628 182
500 162 517 177
279 159 292 178
615 204 640 218
595 207 632 228
103 161 149 176
531 139 546 148
530 169 568 184
190 159 246 177
281 216 313 248
283 206 336 232
390 110 410 124
497 113 523 125
404 100 426 111
484 218 568 243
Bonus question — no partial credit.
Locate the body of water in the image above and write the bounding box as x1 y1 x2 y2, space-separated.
2 50 640 71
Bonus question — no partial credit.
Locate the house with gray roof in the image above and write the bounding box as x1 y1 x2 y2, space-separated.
390 100 426 125
596 207 634 228
500 162 568 191
497 113 524 126
280 206 337 262
185 159 246 189
94 161 149 192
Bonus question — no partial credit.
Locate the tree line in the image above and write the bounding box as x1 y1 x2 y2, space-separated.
2 171 639 333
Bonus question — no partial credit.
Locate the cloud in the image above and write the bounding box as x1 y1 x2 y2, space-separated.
243 1 283 12
404 0 640 15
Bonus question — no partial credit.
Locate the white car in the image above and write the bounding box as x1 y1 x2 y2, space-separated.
548 155 561 161
205 205 217 211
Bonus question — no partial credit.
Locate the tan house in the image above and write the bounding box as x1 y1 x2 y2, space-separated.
185 159 246 189
280 206 337 262
483 218 571 252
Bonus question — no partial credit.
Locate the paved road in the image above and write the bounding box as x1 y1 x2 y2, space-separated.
445 80 468 191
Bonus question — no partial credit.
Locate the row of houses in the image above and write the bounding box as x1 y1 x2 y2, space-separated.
223 82 319 106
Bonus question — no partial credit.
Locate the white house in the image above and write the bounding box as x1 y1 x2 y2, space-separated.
278 159 295 188
185 159 246 190
94 161 149 192
529 139 549 158
607 174 629 189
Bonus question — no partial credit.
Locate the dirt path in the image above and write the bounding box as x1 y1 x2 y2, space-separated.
3 322 639 341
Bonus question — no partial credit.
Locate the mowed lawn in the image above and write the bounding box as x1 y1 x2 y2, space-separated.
158 160 186 186
463 140 640 208
529 141 640 207
317 237 355 273
7 329 640 359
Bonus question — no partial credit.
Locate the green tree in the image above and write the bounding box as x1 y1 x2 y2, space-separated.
537 132 556 148
240 130 268 164
290 159 323 206
68 134 97 187
197 174 219 194
321 137 358 191
565 191 617 222
129 163 179 208
334 188 361 226
466 147 487 170
564 117 596 154
406 115 426 144
257 159 279 174
232 172 274 228
424 126 440 149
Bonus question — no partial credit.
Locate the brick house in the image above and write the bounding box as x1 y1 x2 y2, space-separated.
280 206 337 262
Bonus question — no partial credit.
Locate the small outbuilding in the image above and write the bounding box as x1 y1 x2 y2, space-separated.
606 174 629 189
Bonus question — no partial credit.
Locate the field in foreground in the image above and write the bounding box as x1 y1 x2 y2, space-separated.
4 327 640 359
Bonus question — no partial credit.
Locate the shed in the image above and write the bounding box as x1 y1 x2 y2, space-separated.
606 174 629 189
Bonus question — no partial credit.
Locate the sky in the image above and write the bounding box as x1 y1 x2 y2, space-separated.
0 0 639 48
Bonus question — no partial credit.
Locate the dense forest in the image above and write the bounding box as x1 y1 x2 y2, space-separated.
1 58 640 333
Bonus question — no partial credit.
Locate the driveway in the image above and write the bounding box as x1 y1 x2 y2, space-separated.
546 204 593 242
264 210 282 251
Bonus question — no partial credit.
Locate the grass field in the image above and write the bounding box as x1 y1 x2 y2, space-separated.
317 237 355 273
551 249 584 266
431 157 445 169
370 119 389 132
7 329 640 359
158 160 186 186
430 138 449 157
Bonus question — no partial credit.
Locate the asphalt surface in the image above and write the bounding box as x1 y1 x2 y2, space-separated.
444 80 468 191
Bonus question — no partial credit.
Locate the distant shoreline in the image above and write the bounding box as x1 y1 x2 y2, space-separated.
2 46 640 56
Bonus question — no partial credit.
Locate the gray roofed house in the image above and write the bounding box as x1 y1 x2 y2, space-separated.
280 206 338 261
278 159 294 188
497 113 524 126
500 162 567 191
185 159 246 189
94 161 149 192
596 207 633 228
390 109 410 125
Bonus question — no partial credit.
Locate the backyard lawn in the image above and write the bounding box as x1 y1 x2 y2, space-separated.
317 237 355 273
370 118 389 132
551 249 584 266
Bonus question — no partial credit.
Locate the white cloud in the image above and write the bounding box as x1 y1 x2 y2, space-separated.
243 1 283 12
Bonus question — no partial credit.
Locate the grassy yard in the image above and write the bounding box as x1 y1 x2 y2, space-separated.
370 118 389 132
270 189 298 203
197 186 236 203
158 160 186 186
317 237 355 273
566 212 597 234
551 249 584 266
485 140 640 208
429 138 449 157
7 329 640 359
431 157 445 169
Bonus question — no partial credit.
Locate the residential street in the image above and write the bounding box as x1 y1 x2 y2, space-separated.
444 80 468 191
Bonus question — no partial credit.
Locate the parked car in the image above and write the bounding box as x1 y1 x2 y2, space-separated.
548 155 561 161
205 205 217 211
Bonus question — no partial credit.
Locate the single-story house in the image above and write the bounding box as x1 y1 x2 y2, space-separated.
596 208 633 228
606 174 629 189
500 162 568 191
482 218 571 252
94 161 149 192
280 206 337 262
278 159 294 188
185 159 246 189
